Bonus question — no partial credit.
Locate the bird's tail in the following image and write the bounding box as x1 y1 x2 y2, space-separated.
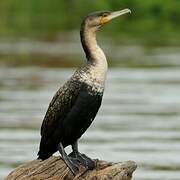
37 136 52 160
37 149 52 160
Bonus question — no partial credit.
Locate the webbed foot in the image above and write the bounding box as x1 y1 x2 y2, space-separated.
69 152 96 170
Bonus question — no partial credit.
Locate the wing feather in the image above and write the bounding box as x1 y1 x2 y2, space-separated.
61 87 103 143
40 81 80 138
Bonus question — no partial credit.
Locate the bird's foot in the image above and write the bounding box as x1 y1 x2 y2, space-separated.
66 156 80 175
80 153 96 169
69 152 96 170
58 142 79 175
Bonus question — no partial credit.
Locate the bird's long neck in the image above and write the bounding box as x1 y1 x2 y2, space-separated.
80 24 107 67
78 22 108 91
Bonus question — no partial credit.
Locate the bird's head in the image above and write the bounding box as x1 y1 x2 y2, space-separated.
82 9 131 31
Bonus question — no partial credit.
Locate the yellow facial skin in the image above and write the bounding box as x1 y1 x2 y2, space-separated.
100 9 131 25
100 16 109 25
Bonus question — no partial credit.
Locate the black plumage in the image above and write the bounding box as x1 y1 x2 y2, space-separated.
38 77 103 160
37 9 131 174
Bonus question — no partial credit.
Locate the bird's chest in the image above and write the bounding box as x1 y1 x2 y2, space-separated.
79 66 107 94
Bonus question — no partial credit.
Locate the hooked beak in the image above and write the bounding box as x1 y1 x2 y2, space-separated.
109 9 131 20
100 9 131 25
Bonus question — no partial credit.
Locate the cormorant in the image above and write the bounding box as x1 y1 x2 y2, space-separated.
37 9 131 174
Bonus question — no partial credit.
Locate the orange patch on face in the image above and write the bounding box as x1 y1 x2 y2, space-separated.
100 17 109 24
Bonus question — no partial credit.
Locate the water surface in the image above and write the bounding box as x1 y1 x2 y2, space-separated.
0 66 180 179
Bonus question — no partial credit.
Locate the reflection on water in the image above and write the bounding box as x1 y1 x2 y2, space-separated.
0 66 180 180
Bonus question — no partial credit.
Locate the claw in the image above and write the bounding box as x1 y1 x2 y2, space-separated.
80 153 96 169
69 152 95 170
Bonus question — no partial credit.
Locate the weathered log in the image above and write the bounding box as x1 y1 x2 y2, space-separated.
5 156 137 180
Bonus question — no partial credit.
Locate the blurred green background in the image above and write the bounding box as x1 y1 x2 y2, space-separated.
0 0 180 43
0 0 180 67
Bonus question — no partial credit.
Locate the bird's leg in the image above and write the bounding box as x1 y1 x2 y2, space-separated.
69 141 96 170
58 142 79 175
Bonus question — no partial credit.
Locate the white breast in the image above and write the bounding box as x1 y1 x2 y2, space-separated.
81 47 108 92
73 44 108 93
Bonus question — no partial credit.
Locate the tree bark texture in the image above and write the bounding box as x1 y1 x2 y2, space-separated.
5 156 137 180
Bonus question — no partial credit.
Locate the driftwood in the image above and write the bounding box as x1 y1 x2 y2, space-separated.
5 156 137 180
